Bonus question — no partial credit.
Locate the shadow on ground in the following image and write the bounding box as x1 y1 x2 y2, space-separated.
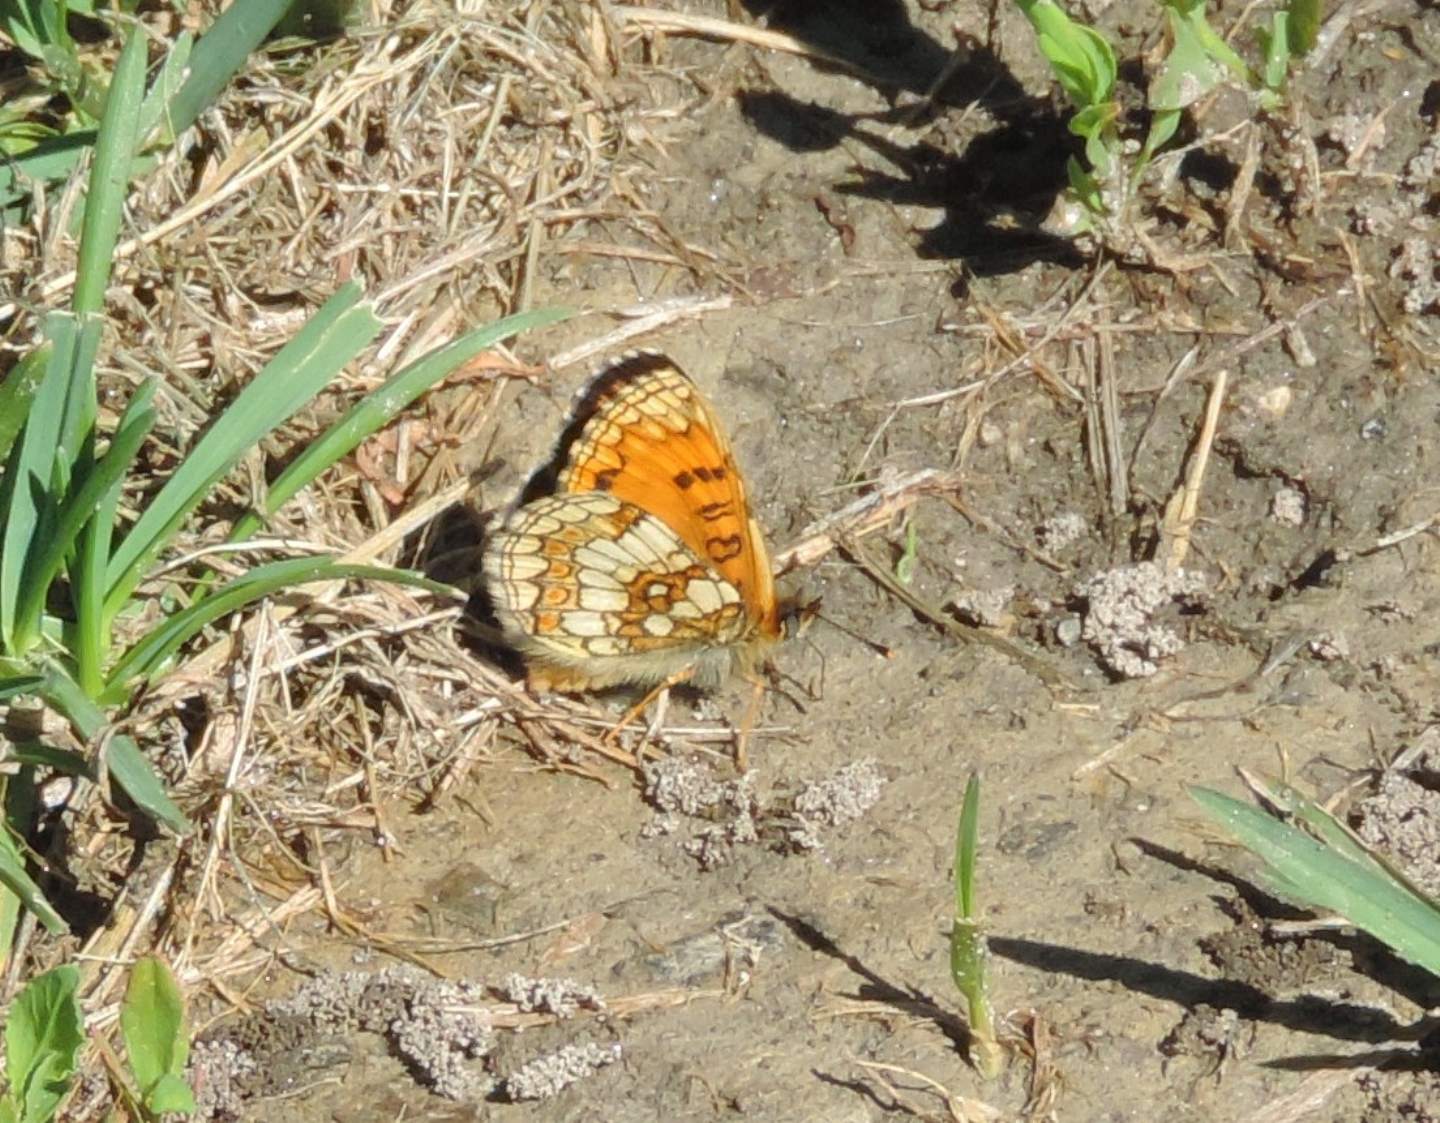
735 0 1085 281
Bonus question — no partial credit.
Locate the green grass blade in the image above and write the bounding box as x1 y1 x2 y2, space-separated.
0 346 48 468
40 666 190 834
1190 786 1440 976
0 676 44 702
105 559 454 695
72 25 147 318
955 773 980 920
0 771 40 967
158 0 294 145
134 31 193 149
103 283 379 615
0 810 66 935
228 306 573 542
72 383 157 696
1 316 77 651
50 317 101 497
13 384 156 665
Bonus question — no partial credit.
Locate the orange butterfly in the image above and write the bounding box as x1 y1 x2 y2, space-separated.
483 352 780 695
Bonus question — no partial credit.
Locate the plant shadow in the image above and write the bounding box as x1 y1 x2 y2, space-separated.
733 0 1086 284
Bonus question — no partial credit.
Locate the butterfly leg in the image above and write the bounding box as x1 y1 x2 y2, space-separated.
603 667 695 746
734 672 768 773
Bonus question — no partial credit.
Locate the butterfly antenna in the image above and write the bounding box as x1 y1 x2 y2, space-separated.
810 605 895 660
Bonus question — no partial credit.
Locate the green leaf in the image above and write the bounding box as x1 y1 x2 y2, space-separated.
145 1072 196 1114
105 558 454 695
13 382 156 653
0 346 48 469
71 383 158 696
1159 0 1250 87
227 306 572 543
121 957 190 1104
1191 786 1440 977
0 316 75 652
1015 0 1116 105
5 964 83 1122
1287 0 1321 56
1152 4 1231 112
160 0 295 143
0 676 43 702
1065 155 1105 216
103 284 379 617
73 26 148 318
39 667 191 834
0 0 72 62
0 130 95 217
134 31 193 150
0 811 65 934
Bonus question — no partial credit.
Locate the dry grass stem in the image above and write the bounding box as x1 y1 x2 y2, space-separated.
1159 370 1229 572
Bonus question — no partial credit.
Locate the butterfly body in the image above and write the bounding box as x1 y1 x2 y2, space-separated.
483 353 778 692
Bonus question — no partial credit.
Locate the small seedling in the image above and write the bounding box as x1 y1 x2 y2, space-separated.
119 957 195 1117
1014 0 1325 250
1192 774 1440 979
951 774 1004 1078
0 965 83 1123
894 520 920 585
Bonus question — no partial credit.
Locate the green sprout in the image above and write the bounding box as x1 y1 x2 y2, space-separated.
951 774 1004 1078
1013 0 1326 242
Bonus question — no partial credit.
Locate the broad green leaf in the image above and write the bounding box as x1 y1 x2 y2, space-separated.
145 1072 197 1114
121 957 189 1103
1160 0 1249 85
1152 0 1236 113
5 964 82 1122
228 306 573 543
103 284 379 616
1191 786 1440 976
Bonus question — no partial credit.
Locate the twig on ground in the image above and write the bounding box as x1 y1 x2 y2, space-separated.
1159 369 1228 572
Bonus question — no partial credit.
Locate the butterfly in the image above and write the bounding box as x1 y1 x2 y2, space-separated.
482 352 780 696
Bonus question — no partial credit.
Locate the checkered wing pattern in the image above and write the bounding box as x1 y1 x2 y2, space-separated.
483 353 778 691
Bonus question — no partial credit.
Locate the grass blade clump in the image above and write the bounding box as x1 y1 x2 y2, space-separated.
1191 779 1440 978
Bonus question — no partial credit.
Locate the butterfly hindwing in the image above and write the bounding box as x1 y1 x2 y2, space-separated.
483 491 751 688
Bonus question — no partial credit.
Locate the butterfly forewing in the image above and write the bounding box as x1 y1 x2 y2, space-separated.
554 353 778 638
